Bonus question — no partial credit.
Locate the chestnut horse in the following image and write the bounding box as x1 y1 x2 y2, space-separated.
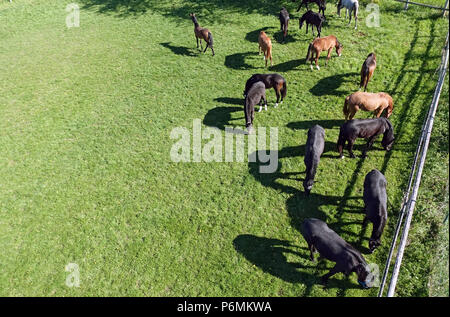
306 35 342 70
343 92 394 121
360 53 376 91
258 31 273 67
189 13 214 56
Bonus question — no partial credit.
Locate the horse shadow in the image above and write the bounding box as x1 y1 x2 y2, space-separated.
309 72 358 97
203 106 242 130
213 97 243 106
287 119 344 131
233 235 319 286
160 42 196 57
274 31 296 44
269 59 306 72
245 27 274 43
224 52 258 70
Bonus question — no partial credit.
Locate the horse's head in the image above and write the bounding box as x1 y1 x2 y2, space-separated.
189 13 198 24
369 238 382 253
381 119 394 151
355 263 375 289
336 41 343 57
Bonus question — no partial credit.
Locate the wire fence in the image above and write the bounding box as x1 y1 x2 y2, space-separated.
378 30 449 297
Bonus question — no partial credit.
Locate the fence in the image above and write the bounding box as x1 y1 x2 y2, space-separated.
378 31 449 297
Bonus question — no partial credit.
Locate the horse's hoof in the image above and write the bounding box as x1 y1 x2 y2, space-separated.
274 103 278 108
258 108 262 113
316 65 320 70
340 156 345 159
310 65 314 71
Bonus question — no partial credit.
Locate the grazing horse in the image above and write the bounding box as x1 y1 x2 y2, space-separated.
337 118 394 158
294 0 326 18
300 218 376 288
303 125 325 195
306 35 342 70
244 81 267 134
299 10 325 38
363 169 388 253
337 0 359 29
343 92 394 121
279 7 290 42
243 73 287 107
189 13 214 56
258 31 273 67
360 53 377 91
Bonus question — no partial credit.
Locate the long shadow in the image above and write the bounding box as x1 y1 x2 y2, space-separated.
309 72 359 97
269 59 305 72
233 234 362 293
224 52 258 70
287 119 344 131
160 42 196 57
245 27 272 43
213 97 243 106
203 106 242 130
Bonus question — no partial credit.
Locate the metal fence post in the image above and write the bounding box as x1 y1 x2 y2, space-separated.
444 0 449 17
405 0 409 10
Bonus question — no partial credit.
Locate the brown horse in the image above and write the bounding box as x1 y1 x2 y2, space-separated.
258 31 273 68
360 53 376 91
306 35 342 70
189 13 214 56
343 92 394 121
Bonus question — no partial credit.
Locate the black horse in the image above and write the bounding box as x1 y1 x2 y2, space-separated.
363 169 388 253
303 125 325 195
300 218 375 288
299 10 325 38
279 7 290 42
243 73 287 107
337 117 394 158
294 0 326 18
244 81 267 134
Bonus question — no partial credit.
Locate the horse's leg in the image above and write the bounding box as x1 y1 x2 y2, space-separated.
315 51 320 70
349 108 357 120
325 48 332 65
196 37 199 49
264 94 268 111
348 139 356 158
308 243 315 261
275 88 280 107
203 41 209 53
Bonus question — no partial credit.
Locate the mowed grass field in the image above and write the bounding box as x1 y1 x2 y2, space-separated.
0 0 448 297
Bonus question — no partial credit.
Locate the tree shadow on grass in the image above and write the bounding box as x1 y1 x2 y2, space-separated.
160 42 197 56
309 72 359 97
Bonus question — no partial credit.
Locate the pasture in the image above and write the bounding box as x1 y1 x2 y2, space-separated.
0 0 448 296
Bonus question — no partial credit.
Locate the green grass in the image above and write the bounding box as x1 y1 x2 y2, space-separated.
0 0 448 296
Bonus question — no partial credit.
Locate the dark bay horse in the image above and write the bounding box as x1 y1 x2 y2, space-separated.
360 52 377 91
294 0 326 18
244 81 267 134
189 13 214 56
337 118 394 158
299 10 325 38
279 7 290 42
243 73 287 107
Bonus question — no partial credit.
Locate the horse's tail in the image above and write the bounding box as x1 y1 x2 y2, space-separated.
387 94 394 117
360 65 367 88
208 32 214 48
337 126 346 156
281 79 287 99
343 96 350 119
306 43 313 62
